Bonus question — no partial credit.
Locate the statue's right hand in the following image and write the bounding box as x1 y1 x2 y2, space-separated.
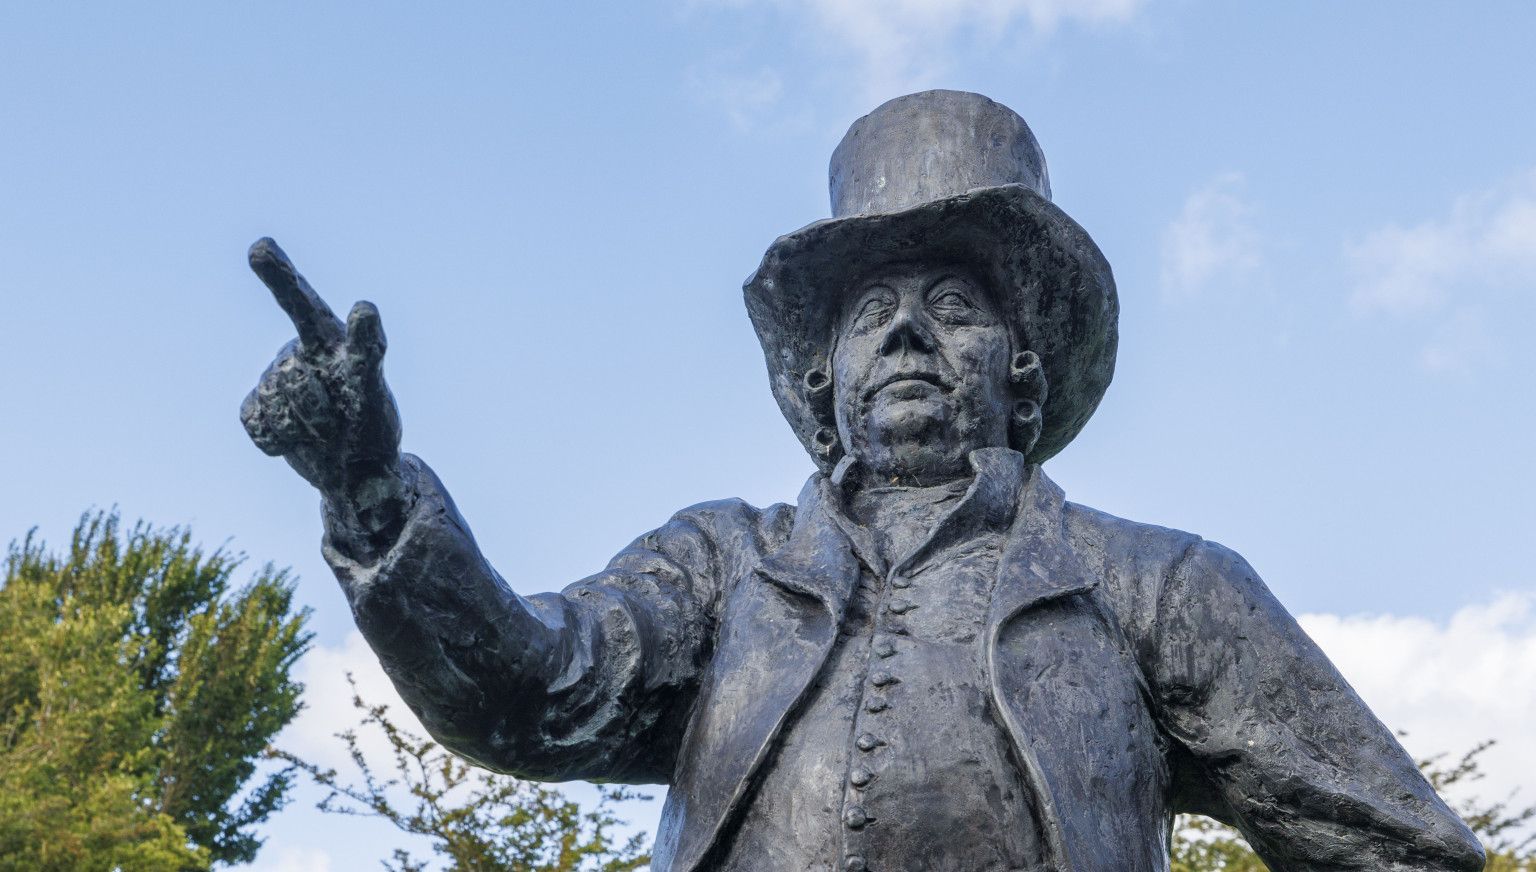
241 238 402 501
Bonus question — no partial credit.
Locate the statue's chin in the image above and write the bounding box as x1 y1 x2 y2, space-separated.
866 392 951 432
850 405 975 483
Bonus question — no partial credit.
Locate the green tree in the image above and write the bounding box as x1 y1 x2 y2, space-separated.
1169 814 1267 872
0 511 312 870
1172 740 1535 871
275 676 650 872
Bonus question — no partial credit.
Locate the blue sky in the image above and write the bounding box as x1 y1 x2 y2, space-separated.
2 2 1533 869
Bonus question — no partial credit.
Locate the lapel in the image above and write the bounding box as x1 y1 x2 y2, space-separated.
986 463 1101 872
753 472 863 618
659 474 860 872
989 463 1098 628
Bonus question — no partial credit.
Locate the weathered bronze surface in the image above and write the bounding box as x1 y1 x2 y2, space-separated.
240 90 1484 871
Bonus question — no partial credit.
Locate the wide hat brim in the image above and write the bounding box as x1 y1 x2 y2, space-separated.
744 183 1118 471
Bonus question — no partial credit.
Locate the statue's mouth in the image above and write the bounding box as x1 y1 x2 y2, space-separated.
866 371 950 400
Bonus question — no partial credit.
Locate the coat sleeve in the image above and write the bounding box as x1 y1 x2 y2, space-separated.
321 453 769 784
1150 538 1485 871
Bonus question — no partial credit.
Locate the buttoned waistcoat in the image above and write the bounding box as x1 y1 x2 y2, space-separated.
324 449 1483 872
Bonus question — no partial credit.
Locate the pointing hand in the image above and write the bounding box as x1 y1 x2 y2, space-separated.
241 238 403 506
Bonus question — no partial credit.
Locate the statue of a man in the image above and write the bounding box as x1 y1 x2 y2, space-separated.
241 91 1484 871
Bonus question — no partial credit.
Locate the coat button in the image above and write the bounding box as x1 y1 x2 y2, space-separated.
845 856 867 871
891 575 911 588
843 806 870 829
873 639 896 658
888 598 915 614
856 733 884 751
870 670 898 687
865 696 889 713
849 767 873 787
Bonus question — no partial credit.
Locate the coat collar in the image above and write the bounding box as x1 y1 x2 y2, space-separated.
752 469 864 619
990 461 1099 629
755 448 1097 618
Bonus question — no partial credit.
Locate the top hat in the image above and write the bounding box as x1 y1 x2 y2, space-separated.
744 89 1119 471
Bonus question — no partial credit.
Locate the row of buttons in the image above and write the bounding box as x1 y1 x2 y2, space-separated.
843 568 921 872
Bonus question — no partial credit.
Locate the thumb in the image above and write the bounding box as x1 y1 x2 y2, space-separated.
345 301 387 366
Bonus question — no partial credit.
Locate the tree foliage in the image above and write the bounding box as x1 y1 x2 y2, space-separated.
275 676 650 872
0 511 312 870
1172 739 1535 871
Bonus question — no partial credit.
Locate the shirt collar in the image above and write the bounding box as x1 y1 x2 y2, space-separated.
819 447 1030 575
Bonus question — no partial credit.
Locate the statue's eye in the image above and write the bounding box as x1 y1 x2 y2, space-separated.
853 294 895 327
929 288 976 312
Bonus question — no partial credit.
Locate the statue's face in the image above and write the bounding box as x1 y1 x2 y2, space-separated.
831 263 1012 485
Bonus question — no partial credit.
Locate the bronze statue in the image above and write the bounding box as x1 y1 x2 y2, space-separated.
241 91 1483 871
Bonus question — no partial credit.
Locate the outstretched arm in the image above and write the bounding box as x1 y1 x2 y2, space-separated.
1151 540 1484 871
239 239 722 783
321 457 724 783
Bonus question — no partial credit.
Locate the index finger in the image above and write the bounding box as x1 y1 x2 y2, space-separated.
248 237 345 350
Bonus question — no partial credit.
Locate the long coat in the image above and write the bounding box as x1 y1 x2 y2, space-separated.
324 449 1483 872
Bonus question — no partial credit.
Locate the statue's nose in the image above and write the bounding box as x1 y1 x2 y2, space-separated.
878 303 935 357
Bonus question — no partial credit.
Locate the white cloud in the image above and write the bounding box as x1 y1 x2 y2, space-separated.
278 630 425 775
272 632 658 867
1348 169 1536 316
1419 306 1500 374
1347 223 1463 316
687 64 787 131
1300 592 1536 814
693 0 1145 98
1159 172 1264 298
246 846 335 872
1345 170 1536 372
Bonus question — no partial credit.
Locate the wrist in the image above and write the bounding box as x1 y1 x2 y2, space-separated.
321 458 414 560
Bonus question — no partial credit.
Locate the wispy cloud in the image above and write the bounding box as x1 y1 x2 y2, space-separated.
1159 172 1265 298
1348 170 1536 316
277 629 426 775
1300 592 1536 813
687 63 787 131
803 0 1145 96
259 632 442 869
271 630 660 864
691 0 1146 99
1419 306 1500 374
248 847 335 872
1346 169 1536 372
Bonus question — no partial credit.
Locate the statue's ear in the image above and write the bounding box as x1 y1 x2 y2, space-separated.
802 359 842 464
1009 349 1048 402
1009 350 1048 457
